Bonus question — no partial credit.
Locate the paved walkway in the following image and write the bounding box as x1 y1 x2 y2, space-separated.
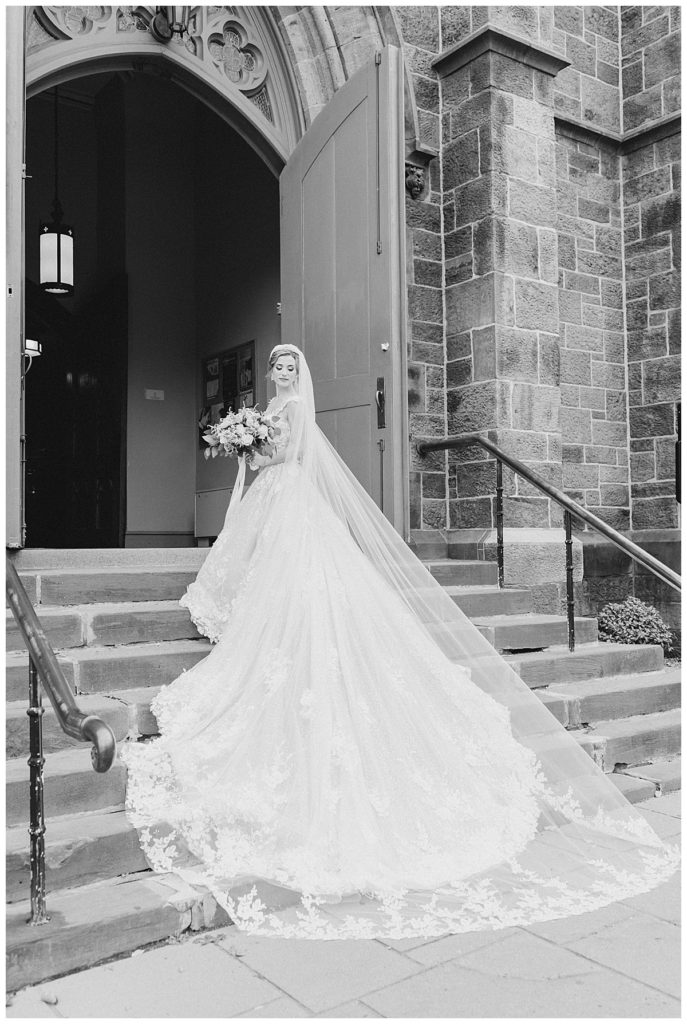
7 794 681 1019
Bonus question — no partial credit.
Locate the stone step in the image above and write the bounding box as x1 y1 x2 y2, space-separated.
574 708 681 773
608 771 658 804
6 601 201 652
6 607 85 653
505 642 665 687
6 639 211 700
16 568 199 606
9 548 208 570
6 871 230 991
7 748 127 826
444 585 532 617
6 693 140 758
621 755 681 796
424 559 498 586
537 668 682 728
473 613 598 652
6 809 146 903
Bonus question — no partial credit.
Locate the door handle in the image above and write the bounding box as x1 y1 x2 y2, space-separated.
375 377 385 429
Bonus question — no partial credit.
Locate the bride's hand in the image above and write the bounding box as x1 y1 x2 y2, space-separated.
250 453 270 471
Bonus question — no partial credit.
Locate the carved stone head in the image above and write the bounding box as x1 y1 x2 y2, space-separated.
405 165 425 200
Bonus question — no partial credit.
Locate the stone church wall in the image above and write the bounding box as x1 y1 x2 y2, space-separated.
621 6 681 531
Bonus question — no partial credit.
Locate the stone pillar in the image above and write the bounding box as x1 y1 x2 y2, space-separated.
432 23 583 589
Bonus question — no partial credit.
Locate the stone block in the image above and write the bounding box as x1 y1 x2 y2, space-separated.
444 131 480 189
472 325 496 381
494 218 539 278
501 495 552 528
655 436 678 479
576 249 623 277
554 6 584 36
404 198 441 232
584 5 619 40
632 497 679 529
642 356 682 403
591 361 625 389
563 463 600 489
579 387 606 411
408 284 443 324
413 228 442 261
538 335 560 386
600 484 629 506
605 390 627 421
511 384 560 431
564 271 601 295
559 289 582 324
622 13 671 57
446 357 472 387
597 61 619 86
561 407 593 443
447 381 504 432
508 180 556 227
630 450 656 481
484 51 534 99
624 167 672 206
495 327 539 382
564 323 604 352
422 497 447 530
453 175 492 228
623 83 664 131
566 35 597 76
560 348 591 385
629 403 676 439
440 4 471 47
592 419 628 446
449 496 493 529
514 280 558 330
650 270 680 311
446 275 493 334
447 330 471 360
578 197 610 222
444 225 472 259
454 460 497 499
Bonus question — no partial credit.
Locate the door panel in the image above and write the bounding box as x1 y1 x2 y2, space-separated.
280 46 406 526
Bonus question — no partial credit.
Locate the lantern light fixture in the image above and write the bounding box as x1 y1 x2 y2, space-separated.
40 86 74 296
151 6 190 42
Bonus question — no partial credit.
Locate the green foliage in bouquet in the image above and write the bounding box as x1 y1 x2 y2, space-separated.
597 596 673 653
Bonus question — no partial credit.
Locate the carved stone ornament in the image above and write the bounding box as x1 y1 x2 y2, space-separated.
405 164 425 200
32 7 271 120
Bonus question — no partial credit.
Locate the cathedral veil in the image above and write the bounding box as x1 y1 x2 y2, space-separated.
123 344 678 940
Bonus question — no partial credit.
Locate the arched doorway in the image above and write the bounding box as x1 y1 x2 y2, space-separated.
9 7 408 548
24 67 281 547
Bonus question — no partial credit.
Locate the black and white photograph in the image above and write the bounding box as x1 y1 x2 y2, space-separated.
5 2 681 1019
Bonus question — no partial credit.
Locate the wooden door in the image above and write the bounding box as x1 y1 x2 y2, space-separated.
280 46 407 529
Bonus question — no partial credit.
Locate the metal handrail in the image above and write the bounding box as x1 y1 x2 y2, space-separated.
417 433 681 594
6 557 116 923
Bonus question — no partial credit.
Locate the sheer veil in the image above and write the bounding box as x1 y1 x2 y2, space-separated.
123 343 678 941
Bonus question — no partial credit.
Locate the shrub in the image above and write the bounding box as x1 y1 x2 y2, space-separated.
597 596 673 653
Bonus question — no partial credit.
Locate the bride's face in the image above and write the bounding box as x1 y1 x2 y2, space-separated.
272 357 297 386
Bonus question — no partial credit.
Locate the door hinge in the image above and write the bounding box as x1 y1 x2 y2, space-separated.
375 51 382 65
22 163 32 180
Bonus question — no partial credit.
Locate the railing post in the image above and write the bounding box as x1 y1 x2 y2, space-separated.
564 510 575 653
27 654 49 925
495 460 504 589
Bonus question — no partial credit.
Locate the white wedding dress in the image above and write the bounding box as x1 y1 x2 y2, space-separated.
122 347 678 940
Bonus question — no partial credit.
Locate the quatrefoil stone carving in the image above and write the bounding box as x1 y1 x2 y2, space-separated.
208 20 264 90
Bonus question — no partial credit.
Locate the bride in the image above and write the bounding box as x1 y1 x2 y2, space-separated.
122 344 678 940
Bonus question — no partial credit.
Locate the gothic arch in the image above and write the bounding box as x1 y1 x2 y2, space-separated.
25 6 428 171
25 6 307 174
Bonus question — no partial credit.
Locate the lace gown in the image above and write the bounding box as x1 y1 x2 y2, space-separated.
122 397 678 940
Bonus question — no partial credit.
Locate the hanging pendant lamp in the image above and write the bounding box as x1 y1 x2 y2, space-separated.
40 85 74 296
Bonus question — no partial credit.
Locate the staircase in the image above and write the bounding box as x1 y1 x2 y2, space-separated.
6 546 681 991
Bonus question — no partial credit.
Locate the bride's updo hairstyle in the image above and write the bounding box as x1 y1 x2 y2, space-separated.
266 346 300 379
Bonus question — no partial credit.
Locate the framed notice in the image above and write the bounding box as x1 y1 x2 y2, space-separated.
199 341 255 447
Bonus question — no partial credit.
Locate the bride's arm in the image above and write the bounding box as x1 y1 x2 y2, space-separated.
253 403 299 469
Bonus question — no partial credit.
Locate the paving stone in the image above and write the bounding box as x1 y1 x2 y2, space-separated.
216 930 423 1013
318 1000 382 1017
363 930 679 1018
644 790 681 818
38 569 197 605
565 911 680 998
21 940 280 1018
523 899 638 945
236 995 311 1017
404 926 516 966
635 806 682 840
620 875 681 926
610 771 656 803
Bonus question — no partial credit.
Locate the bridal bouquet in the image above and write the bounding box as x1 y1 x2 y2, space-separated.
202 406 278 461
